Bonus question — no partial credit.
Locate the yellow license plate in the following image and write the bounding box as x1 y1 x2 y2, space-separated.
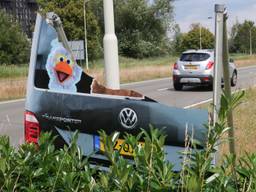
99 138 144 156
184 65 198 70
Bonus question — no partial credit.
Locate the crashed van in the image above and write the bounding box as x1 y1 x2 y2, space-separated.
24 13 208 171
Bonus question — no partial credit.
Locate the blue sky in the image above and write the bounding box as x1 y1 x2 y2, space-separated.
173 0 256 32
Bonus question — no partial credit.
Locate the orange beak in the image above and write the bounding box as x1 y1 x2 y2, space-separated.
54 61 73 83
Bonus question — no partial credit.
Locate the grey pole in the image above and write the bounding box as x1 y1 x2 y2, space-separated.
199 23 202 49
250 28 252 55
84 0 89 71
103 0 120 89
223 13 236 155
213 4 225 125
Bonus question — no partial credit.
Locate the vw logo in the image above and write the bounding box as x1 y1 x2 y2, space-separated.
119 108 138 129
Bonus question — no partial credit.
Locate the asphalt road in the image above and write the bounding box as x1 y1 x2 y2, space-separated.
1 65 256 146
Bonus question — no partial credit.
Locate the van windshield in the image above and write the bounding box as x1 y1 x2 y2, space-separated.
180 53 210 62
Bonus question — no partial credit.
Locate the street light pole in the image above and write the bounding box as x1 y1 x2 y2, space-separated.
83 0 89 71
199 23 202 49
250 27 252 55
103 0 120 89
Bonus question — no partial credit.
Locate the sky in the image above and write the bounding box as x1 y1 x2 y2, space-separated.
173 0 256 33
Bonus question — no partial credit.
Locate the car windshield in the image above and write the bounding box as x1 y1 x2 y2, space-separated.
180 53 210 62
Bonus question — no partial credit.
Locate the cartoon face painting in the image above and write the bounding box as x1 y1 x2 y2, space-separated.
46 39 82 92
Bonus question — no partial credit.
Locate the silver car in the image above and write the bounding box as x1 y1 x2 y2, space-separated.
172 49 237 90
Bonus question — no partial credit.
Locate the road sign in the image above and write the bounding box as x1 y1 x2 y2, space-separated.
68 40 85 60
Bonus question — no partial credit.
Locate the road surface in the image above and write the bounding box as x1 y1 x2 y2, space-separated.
1 65 256 146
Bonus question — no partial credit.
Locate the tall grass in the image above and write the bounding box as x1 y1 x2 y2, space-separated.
0 64 28 79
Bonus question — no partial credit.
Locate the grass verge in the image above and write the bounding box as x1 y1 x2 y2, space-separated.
0 54 256 101
196 87 256 158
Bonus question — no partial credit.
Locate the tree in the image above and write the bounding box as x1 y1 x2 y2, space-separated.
91 0 174 58
37 0 102 60
113 0 174 58
179 24 214 52
0 11 30 65
231 20 256 54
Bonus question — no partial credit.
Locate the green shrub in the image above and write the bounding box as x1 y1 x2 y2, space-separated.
1 91 256 191
0 11 30 65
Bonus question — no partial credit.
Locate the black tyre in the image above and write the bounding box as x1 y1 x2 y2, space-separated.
173 82 183 91
231 71 237 87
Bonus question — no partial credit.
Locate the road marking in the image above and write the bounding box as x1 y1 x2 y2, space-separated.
183 98 212 109
157 87 169 91
184 86 256 109
0 98 25 105
122 77 170 87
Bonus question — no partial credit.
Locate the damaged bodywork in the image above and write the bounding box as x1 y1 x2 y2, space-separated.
25 13 209 171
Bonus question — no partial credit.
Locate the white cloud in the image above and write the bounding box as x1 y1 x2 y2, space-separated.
174 0 256 33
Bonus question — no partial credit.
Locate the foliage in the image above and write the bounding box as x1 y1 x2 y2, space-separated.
230 20 256 54
1 90 256 191
177 24 214 52
113 0 174 58
0 11 30 65
37 0 102 60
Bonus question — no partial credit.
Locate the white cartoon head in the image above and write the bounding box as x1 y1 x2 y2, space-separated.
46 39 82 92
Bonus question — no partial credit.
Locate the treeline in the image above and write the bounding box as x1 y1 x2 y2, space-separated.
0 0 256 65
173 20 256 55
37 0 174 60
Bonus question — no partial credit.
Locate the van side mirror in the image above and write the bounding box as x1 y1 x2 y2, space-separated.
229 58 234 63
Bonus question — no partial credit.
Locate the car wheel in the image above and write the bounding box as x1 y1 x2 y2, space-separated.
231 71 237 87
173 82 183 91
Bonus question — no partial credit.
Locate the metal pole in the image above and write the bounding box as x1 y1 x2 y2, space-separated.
213 4 225 125
199 23 202 49
250 28 252 55
223 13 236 155
84 0 89 71
103 0 120 89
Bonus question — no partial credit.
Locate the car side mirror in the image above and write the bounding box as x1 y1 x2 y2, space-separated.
229 58 234 63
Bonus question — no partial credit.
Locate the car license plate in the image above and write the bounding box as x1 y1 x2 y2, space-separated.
180 78 201 83
184 65 198 70
94 136 144 156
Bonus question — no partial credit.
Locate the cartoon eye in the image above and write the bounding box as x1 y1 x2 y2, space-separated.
67 59 70 64
60 57 64 62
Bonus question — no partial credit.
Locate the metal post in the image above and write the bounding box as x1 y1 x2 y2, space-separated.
213 4 225 125
46 13 76 62
199 23 202 49
84 0 89 71
250 28 252 55
223 13 236 155
103 0 120 89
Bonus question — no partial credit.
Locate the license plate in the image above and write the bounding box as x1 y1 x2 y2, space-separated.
94 136 144 156
184 65 198 70
180 78 201 83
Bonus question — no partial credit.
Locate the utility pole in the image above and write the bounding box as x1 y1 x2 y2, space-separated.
83 0 89 71
223 12 236 155
213 4 224 125
250 27 252 55
199 23 202 49
103 0 120 89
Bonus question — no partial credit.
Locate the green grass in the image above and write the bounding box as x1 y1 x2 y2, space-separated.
0 64 28 79
83 55 177 69
230 53 256 60
0 53 255 79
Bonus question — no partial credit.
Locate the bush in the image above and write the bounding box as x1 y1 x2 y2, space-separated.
1 91 256 191
0 11 30 65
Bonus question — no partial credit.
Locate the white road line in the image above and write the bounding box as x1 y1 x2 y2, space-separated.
1 65 256 104
157 87 169 91
0 98 25 105
184 86 256 109
183 98 212 109
122 77 170 87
